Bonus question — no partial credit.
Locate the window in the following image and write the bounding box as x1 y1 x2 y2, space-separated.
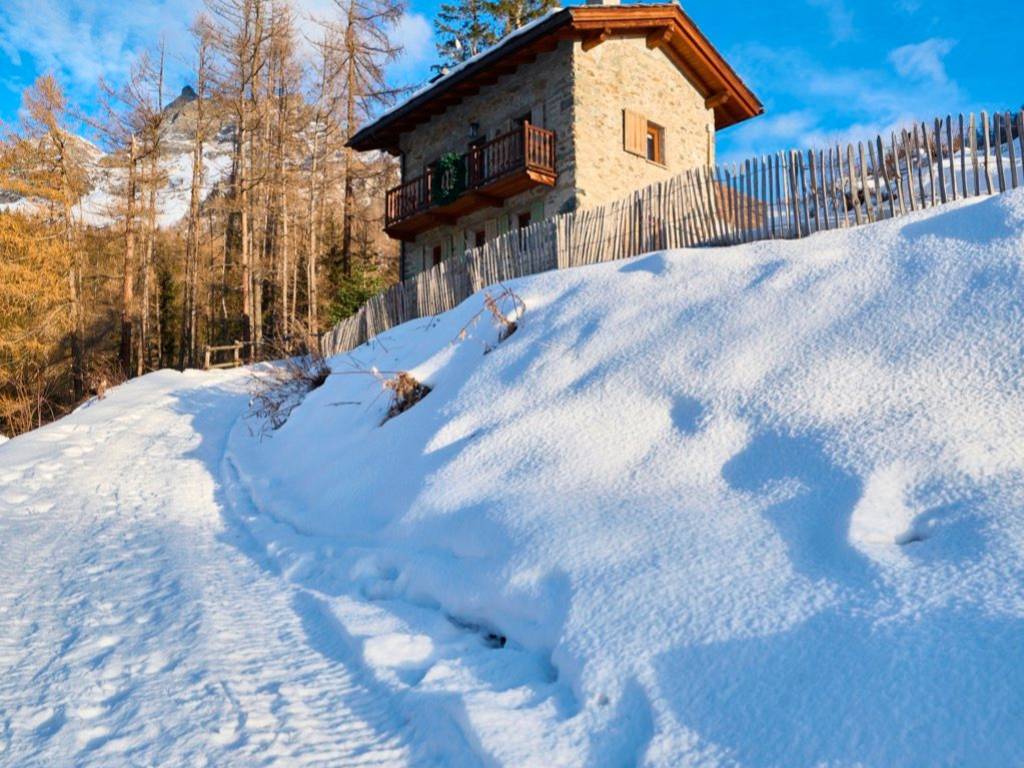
646 122 665 165
474 230 486 248
624 109 667 166
431 245 442 267
517 211 532 246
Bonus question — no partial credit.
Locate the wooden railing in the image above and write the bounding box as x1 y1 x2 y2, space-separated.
204 340 256 370
386 123 557 229
524 124 557 174
469 123 558 186
386 174 432 227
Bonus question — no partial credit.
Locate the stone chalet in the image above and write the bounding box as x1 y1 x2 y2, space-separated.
348 1 763 281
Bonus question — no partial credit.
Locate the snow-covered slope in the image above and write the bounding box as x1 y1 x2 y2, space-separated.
2 190 1023 766
77 91 235 229
0 88 235 229
76 131 234 230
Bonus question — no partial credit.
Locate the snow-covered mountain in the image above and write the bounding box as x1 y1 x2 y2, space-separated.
1 189 1023 765
0 87 235 229
78 88 236 229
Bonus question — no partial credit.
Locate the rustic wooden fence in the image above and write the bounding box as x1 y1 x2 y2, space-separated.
204 340 258 369
322 109 1024 357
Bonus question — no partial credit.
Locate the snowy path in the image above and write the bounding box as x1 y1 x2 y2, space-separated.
0 372 437 766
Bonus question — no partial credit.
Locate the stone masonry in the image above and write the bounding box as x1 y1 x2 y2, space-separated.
571 36 715 208
398 34 715 279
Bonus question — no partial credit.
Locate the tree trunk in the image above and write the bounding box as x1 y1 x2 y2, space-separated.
238 118 253 348
140 163 157 375
180 82 205 368
120 136 138 377
306 127 320 335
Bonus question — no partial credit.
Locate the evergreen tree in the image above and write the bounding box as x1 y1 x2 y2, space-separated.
434 0 497 69
483 0 557 37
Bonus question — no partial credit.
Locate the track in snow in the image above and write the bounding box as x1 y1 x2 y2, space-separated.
0 372 457 766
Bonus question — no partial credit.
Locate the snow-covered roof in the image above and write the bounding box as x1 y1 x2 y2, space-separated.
371 8 567 127
349 3 762 153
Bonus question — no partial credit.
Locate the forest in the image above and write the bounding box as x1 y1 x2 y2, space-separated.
0 0 555 437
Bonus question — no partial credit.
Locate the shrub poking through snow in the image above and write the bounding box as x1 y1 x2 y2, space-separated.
327 361 431 424
485 291 519 345
455 285 525 352
247 351 330 436
383 372 431 423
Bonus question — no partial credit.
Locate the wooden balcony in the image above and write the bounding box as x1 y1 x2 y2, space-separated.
385 123 557 240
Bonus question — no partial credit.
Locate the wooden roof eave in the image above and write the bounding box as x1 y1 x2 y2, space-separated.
348 10 575 153
567 7 762 129
349 4 762 152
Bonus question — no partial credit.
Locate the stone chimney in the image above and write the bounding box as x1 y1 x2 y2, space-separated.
585 0 621 5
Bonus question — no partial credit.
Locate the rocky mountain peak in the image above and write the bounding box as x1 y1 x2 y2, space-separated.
165 85 198 114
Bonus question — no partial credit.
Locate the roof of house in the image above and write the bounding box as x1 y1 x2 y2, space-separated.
349 3 763 154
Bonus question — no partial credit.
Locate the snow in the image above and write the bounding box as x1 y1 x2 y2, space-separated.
2 190 1024 765
75 141 234 230
0 141 234 229
0 196 41 216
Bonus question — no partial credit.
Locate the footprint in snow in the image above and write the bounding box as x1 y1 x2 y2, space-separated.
722 431 876 588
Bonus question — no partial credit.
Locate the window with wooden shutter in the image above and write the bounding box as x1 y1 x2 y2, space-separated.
623 109 646 156
646 121 665 165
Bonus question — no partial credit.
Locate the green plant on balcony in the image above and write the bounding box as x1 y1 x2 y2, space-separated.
432 152 466 206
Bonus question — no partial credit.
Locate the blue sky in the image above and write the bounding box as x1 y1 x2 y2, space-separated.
0 0 1020 160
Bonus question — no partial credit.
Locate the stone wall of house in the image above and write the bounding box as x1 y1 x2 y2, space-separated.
571 35 715 209
399 38 575 178
399 39 579 279
396 34 717 279
402 185 552 278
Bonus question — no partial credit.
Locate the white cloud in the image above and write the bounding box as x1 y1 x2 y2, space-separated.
0 0 435 116
888 38 957 85
0 0 202 108
719 42 966 162
386 12 434 85
393 13 433 67
807 0 855 44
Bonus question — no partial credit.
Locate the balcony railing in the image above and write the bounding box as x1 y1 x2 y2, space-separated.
386 123 557 237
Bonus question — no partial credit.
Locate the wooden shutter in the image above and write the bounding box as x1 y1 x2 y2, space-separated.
623 109 646 155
